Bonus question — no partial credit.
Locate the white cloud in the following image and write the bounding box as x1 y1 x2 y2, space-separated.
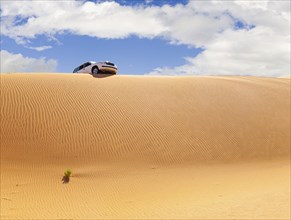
25 45 52 51
0 1 166 41
0 0 233 46
149 27 290 77
0 0 290 76
145 0 153 4
0 50 57 73
149 1 290 77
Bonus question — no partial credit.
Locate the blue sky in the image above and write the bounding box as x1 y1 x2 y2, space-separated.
1 33 202 74
0 0 290 76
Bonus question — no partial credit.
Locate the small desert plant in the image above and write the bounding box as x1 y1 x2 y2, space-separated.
64 169 72 178
62 169 72 184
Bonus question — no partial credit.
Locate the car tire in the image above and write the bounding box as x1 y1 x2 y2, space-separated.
92 66 99 74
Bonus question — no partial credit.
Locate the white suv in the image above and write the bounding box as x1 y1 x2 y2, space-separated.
73 61 118 74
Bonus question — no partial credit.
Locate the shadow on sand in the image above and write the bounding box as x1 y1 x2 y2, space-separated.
91 73 116 79
62 175 70 184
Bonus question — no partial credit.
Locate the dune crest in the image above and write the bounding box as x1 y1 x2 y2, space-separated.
1 74 290 163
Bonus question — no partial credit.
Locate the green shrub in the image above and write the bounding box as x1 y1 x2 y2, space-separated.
64 169 72 178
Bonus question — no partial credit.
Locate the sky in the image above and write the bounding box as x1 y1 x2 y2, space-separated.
0 0 290 76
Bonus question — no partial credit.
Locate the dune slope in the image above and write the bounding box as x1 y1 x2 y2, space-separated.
1 74 290 219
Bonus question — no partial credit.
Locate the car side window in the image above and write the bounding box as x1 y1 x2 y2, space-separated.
83 62 91 68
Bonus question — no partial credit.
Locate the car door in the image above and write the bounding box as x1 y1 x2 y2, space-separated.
84 62 93 73
79 62 91 73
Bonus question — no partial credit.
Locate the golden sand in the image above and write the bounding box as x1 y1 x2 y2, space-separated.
1 74 290 219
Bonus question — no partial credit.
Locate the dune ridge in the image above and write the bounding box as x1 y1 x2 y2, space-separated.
1 74 290 219
1 74 290 163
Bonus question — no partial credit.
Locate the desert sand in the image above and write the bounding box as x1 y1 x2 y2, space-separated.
1 73 290 219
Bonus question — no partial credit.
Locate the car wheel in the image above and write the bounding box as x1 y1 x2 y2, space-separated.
92 66 99 74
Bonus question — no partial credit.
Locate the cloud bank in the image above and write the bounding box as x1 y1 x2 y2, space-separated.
0 50 57 73
1 0 290 76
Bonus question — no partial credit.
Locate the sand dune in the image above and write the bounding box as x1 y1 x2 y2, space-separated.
1 74 290 219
